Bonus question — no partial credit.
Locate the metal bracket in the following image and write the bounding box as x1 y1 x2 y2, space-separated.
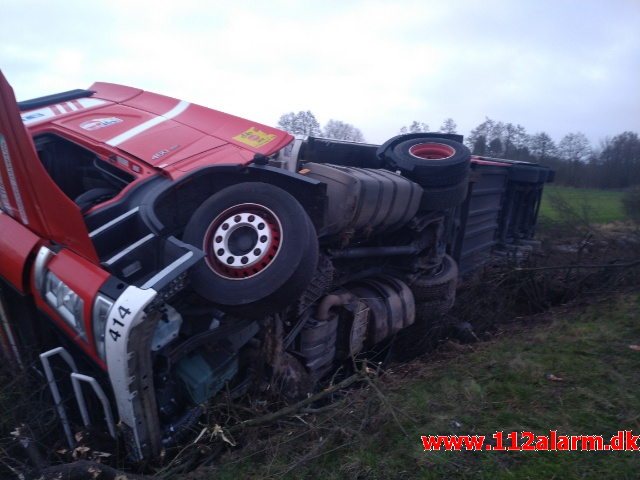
40 347 78 448
70 373 117 438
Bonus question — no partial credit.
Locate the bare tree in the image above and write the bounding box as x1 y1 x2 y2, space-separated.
323 119 365 142
467 117 532 159
277 111 322 136
400 121 429 134
597 131 640 188
489 120 505 145
529 132 557 161
488 138 503 157
502 122 517 155
466 117 495 152
502 123 529 158
277 112 297 133
439 118 458 134
472 135 488 155
558 132 591 163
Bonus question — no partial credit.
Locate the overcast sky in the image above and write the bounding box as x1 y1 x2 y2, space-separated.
1 0 638 147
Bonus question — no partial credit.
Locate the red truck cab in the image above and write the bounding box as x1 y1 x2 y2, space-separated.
0 70 297 458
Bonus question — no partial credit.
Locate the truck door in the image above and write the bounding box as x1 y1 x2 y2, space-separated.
1 71 110 363
0 70 98 263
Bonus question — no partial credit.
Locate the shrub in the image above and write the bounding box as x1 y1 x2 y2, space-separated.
622 186 640 223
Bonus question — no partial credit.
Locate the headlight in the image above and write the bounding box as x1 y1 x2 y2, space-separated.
43 271 86 340
92 294 114 361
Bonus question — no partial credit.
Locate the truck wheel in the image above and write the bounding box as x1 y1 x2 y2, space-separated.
183 182 318 314
410 254 458 304
415 296 455 320
388 137 470 187
394 257 459 360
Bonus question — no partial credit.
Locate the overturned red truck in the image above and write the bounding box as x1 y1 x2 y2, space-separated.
0 71 552 460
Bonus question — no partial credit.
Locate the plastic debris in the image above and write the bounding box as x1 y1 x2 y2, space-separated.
211 424 236 446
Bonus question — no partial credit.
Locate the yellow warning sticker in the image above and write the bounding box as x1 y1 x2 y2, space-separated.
233 127 277 148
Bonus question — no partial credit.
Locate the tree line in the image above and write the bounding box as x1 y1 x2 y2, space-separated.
277 111 364 142
277 112 460 143
465 117 640 189
277 111 640 189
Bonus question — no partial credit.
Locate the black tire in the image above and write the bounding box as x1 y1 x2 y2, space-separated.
410 254 458 304
415 297 455 320
388 137 470 187
392 255 459 361
420 178 469 210
183 182 318 313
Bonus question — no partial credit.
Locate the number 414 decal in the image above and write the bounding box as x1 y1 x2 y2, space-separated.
109 306 132 342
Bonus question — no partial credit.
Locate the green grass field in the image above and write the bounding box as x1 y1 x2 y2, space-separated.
539 186 627 225
201 292 640 480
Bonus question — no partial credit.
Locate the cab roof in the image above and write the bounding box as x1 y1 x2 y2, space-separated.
19 82 293 173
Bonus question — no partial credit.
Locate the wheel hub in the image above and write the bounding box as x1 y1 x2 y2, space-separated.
409 142 455 160
205 204 282 279
227 225 259 256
